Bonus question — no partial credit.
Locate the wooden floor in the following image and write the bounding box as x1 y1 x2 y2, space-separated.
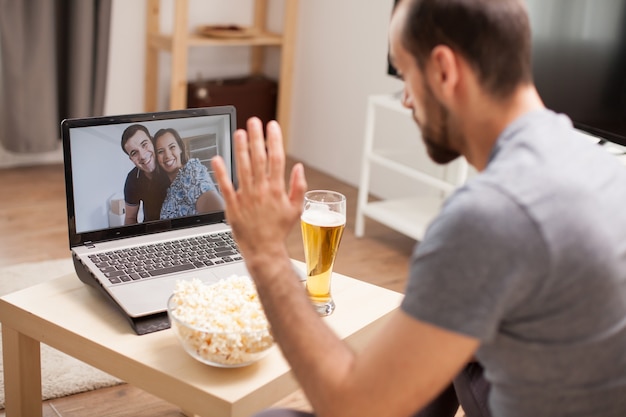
0 159 418 416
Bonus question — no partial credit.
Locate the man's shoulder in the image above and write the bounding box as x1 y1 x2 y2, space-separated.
124 167 141 187
125 166 140 179
439 179 528 234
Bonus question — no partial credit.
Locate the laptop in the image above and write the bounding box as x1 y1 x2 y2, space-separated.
61 106 249 335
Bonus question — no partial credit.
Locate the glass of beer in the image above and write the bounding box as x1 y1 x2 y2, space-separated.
301 190 346 316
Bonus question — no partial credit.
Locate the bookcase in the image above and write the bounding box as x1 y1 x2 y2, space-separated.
144 0 299 147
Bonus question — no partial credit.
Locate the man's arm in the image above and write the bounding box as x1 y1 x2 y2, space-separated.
211 117 479 417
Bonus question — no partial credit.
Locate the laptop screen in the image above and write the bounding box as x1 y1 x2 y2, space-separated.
61 106 237 247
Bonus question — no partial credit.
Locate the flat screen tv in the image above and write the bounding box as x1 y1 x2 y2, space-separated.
388 0 626 148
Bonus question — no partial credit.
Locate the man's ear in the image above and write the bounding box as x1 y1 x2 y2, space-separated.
426 45 460 102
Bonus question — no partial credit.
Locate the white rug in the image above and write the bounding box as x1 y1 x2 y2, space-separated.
0 258 122 408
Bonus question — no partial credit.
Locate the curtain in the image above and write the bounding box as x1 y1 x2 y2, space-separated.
0 0 111 153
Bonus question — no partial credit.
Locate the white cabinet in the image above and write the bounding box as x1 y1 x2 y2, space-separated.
355 94 469 241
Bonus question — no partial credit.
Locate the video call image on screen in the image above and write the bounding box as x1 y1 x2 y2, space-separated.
68 114 233 235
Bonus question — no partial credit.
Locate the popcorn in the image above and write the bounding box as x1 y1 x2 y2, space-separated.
168 276 274 366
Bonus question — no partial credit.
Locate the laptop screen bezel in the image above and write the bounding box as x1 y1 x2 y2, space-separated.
61 106 237 248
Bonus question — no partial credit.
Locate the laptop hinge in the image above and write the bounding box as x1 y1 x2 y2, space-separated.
84 241 96 249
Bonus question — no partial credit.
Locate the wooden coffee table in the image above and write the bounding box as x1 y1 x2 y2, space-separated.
0 263 402 417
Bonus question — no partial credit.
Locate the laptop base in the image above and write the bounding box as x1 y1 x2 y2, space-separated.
72 255 170 335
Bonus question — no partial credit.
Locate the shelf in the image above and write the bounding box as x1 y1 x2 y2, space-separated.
188 31 283 46
367 149 455 194
147 31 284 51
360 196 444 241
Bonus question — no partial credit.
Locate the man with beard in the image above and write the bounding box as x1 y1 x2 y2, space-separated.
121 124 169 224
211 0 626 416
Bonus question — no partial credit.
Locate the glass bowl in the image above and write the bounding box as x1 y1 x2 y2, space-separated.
167 293 274 368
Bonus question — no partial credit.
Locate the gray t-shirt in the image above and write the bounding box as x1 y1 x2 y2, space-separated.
401 109 626 416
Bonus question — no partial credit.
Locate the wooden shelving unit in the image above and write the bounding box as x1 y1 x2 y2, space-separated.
144 0 299 147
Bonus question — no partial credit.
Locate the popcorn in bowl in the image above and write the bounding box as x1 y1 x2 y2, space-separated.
167 276 274 367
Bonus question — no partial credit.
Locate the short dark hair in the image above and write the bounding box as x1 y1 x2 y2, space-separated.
153 128 189 165
121 124 151 154
400 0 533 98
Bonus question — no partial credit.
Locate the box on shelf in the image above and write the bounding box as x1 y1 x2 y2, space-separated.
187 75 278 130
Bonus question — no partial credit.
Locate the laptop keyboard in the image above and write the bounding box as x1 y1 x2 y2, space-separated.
87 231 242 285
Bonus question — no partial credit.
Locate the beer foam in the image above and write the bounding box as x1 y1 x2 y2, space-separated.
302 207 345 227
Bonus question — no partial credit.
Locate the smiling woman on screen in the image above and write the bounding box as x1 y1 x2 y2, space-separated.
154 128 224 219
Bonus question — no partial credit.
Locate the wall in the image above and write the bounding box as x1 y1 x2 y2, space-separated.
286 0 405 189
